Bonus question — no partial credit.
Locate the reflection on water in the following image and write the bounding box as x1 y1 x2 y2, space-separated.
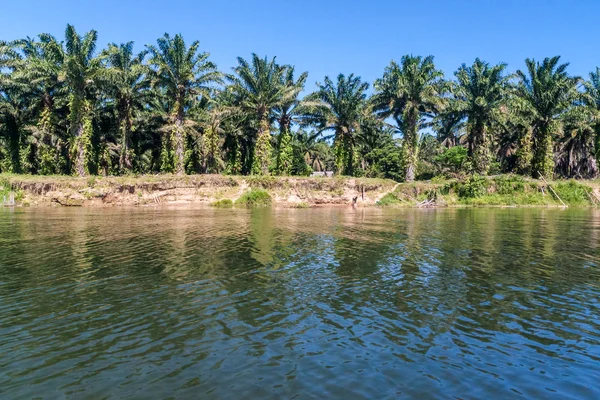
1 207 599 398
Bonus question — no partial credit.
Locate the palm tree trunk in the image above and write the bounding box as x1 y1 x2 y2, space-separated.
173 102 185 175
75 121 86 177
252 116 272 175
471 122 490 174
532 123 555 179
119 110 132 173
403 122 418 182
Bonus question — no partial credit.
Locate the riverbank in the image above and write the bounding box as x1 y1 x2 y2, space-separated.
0 174 396 207
1 173 599 208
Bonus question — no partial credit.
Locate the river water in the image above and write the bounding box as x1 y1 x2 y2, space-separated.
1 207 599 399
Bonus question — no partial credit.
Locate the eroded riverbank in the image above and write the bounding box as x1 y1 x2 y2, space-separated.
1 174 600 208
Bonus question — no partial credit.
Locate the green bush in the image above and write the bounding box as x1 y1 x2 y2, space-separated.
235 189 272 207
434 146 467 173
210 199 233 208
553 180 592 206
455 175 490 198
493 175 525 195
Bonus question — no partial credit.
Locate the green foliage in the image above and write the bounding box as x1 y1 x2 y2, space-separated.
553 180 592 206
275 129 293 175
235 188 272 207
434 146 467 173
454 175 491 198
2 25 600 183
210 198 233 208
493 175 525 194
365 144 404 181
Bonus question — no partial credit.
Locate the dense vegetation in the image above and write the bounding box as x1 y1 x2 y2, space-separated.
2 25 600 181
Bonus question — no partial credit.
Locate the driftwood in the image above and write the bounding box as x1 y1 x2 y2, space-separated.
416 199 437 208
539 174 567 207
51 197 83 207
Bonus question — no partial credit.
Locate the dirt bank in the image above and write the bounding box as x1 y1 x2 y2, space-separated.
0 174 397 207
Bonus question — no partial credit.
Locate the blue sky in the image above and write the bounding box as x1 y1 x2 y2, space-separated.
2 0 599 92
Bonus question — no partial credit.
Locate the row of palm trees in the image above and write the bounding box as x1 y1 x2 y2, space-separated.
1 25 599 181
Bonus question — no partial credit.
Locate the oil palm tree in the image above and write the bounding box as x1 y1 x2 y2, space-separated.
227 54 295 175
147 33 220 174
305 73 369 175
63 24 102 176
101 42 154 173
14 34 69 174
0 40 29 173
452 58 509 174
372 55 445 181
273 66 308 175
515 56 582 178
584 67 600 163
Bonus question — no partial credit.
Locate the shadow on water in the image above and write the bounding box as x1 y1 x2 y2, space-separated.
0 207 599 398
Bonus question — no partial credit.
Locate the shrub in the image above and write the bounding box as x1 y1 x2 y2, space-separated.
434 146 467 173
210 199 234 208
455 175 490 198
553 180 592 206
493 175 525 195
235 189 272 207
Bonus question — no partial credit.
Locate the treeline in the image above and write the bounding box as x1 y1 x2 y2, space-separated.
1 25 599 181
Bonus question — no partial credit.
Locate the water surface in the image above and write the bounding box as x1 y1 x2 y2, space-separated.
1 207 599 398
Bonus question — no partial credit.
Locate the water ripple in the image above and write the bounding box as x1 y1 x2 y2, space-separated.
0 207 599 398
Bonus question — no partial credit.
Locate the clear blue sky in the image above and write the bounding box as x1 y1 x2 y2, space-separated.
2 0 599 91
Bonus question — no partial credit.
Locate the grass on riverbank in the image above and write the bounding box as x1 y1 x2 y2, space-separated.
377 175 600 207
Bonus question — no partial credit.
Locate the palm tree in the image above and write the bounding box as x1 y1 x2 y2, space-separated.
0 40 29 173
372 55 445 182
147 33 220 174
101 42 154 173
292 130 334 174
452 58 509 174
273 66 308 175
14 34 69 174
515 56 582 178
63 24 102 176
227 54 295 175
585 67 600 163
305 73 369 175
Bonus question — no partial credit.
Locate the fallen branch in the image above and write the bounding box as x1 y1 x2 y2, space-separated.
539 173 567 207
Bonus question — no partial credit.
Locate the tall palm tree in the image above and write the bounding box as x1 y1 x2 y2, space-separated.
273 66 308 175
227 54 295 175
102 42 154 172
63 24 102 176
0 40 29 173
14 34 69 174
305 73 369 176
452 58 509 174
147 33 220 174
515 56 582 178
372 55 445 182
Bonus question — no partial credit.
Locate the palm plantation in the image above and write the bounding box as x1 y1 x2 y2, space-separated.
2 24 600 181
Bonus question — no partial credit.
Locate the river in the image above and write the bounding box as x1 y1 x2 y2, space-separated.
1 207 599 398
